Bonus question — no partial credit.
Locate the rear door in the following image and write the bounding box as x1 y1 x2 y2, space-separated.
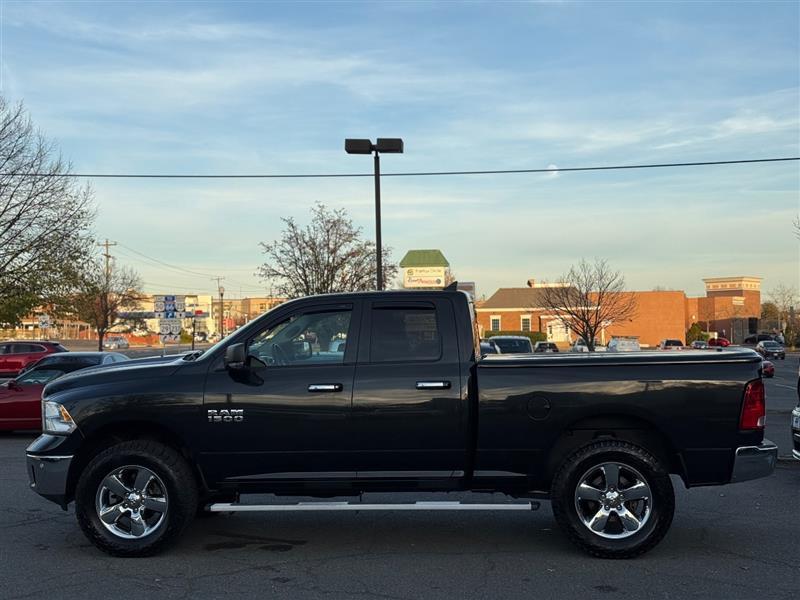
351 298 467 479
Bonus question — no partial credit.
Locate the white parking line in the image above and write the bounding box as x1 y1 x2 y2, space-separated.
774 384 796 390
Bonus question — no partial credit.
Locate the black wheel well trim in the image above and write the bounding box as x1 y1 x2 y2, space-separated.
542 413 686 489
65 420 209 503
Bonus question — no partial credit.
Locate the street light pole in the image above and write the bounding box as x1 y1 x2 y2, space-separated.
345 138 403 292
373 151 382 290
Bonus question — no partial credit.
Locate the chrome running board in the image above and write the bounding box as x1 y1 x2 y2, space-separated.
207 500 539 512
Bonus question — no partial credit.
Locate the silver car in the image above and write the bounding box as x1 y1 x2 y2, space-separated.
103 336 130 350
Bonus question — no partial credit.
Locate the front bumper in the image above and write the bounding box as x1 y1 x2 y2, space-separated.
731 440 778 483
791 407 800 461
26 453 73 508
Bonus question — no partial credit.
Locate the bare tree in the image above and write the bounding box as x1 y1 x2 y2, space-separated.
767 283 799 333
72 258 143 350
0 97 95 325
538 258 637 351
257 203 398 298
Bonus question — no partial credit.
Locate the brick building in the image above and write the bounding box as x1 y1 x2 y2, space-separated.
476 276 761 347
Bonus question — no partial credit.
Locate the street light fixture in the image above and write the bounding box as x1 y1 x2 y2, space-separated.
345 137 404 290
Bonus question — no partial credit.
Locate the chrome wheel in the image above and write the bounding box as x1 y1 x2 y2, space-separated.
95 465 168 540
573 461 652 540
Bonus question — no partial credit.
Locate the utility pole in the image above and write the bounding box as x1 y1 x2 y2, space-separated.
97 239 117 278
211 276 225 337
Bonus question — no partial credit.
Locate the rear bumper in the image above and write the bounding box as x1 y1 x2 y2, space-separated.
26 453 72 508
730 441 778 483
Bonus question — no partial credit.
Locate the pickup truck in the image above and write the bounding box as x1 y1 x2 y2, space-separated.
26 289 777 558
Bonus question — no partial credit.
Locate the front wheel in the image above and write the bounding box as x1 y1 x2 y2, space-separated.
75 440 198 557
550 440 674 559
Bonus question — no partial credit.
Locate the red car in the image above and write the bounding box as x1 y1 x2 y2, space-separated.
761 360 775 378
0 352 127 431
707 337 731 347
0 341 67 377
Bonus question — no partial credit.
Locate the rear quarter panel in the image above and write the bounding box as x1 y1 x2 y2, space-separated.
475 352 762 488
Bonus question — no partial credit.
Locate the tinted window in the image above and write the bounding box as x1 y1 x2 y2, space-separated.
12 344 45 354
249 310 352 366
0 344 10 354
762 341 780 348
15 368 67 385
494 338 533 353
370 306 441 363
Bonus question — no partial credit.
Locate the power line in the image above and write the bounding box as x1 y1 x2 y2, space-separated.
2 157 797 179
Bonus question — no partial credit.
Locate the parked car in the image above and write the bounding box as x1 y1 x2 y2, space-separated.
103 336 130 350
690 340 709 349
760 360 775 378
744 333 776 345
28 289 776 559
0 341 68 377
487 335 533 354
571 339 589 353
606 336 640 352
707 337 730 347
659 339 684 350
1 352 128 431
533 341 559 353
756 340 785 360
479 341 500 355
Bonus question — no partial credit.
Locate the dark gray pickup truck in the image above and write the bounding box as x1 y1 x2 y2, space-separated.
27 289 777 558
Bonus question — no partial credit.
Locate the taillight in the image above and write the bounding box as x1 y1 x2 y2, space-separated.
740 379 765 430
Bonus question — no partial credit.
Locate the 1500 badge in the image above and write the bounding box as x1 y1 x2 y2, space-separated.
207 409 244 423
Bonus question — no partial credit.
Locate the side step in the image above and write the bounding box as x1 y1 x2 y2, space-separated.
208 500 540 512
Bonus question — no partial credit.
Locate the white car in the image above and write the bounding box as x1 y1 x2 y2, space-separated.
607 337 640 352
103 336 130 350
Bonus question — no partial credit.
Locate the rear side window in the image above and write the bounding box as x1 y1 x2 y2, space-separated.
12 344 45 354
370 306 441 363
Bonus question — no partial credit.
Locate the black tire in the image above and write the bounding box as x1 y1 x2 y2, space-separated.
550 440 674 559
75 439 198 557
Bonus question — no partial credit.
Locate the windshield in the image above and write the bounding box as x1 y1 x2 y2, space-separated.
492 338 532 353
15 368 68 385
762 341 780 348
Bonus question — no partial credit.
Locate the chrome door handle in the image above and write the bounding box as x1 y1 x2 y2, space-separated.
416 381 451 390
308 383 343 393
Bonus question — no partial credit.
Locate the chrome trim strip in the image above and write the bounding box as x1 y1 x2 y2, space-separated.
26 454 73 461
208 501 536 512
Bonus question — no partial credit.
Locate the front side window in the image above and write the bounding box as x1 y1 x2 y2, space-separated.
248 310 351 367
15 368 66 385
370 306 441 363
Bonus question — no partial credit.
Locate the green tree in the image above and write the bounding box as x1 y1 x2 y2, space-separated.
686 322 708 344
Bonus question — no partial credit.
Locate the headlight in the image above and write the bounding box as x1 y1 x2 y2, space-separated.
42 401 77 434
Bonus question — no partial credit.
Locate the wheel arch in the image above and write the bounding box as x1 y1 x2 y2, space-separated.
542 413 685 490
66 420 208 503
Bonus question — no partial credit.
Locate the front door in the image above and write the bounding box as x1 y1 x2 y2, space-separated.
200 302 361 486
351 298 467 480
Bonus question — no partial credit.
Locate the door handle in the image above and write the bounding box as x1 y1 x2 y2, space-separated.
416 381 451 390
308 383 343 393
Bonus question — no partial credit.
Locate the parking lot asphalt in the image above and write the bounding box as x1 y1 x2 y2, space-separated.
1 431 798 600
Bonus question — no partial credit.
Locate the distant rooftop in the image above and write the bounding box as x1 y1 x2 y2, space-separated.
399 249 450 268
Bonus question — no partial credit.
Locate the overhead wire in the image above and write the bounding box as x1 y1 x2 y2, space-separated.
1 157 797 179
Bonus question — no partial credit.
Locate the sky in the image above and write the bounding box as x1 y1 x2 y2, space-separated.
1 0 798 299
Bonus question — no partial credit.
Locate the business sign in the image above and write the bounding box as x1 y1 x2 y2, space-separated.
38 315 51 329
403 267 446 289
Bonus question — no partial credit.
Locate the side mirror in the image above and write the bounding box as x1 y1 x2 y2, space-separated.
224 343 247 370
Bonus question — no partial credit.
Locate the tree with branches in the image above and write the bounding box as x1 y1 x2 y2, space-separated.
72 258 143 350
0 97 95 325
767 283 798 334
257 203 398 298
538 258 637 351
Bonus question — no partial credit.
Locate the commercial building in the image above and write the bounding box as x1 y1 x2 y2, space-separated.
476 276 762 347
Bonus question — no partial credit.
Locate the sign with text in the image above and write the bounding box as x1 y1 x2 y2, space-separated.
403 267 446 288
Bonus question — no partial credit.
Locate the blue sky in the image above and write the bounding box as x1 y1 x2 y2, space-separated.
2 0 798 298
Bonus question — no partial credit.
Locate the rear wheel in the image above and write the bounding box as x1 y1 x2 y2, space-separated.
75 440 198 557
551 440 674 559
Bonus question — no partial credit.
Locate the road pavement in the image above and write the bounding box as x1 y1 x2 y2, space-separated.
0 432 797 600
